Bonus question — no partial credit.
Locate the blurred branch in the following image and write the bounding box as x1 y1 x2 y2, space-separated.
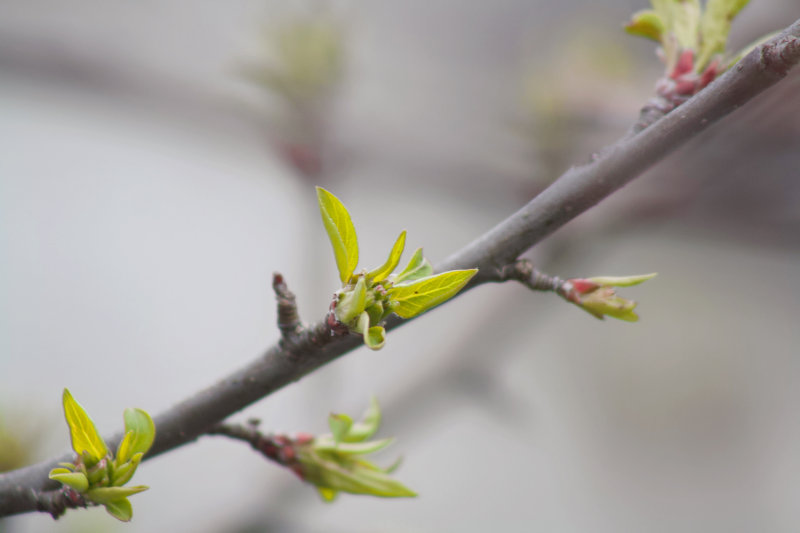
1 17 799 519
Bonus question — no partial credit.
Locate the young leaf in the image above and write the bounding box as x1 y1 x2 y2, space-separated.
367 231 406 282
336 276 367 325
317 486 339 502
119 408 155 462
48 469 89 493
308 454 416 498
62 389 109 466
328 413 353 445
393 248 433 284
586 273 657 287
624 9 665 42
316 187 359 283
669 0 701 50
111 452 144 487
315 438 395 455
697 0 751 69
364 325 386 351
345 397 381 442
388 269 478 319
85 485 149 505
103 497 133 522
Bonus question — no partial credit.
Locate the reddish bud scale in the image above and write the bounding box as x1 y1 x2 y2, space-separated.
671 49 695 78
279 446 296 462
295 432 314 445
569 279 600 294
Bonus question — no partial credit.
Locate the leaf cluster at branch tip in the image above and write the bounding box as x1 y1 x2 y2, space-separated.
316 187 477 350
48 389 155 522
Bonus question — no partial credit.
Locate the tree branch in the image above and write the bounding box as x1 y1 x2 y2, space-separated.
2 18 799 519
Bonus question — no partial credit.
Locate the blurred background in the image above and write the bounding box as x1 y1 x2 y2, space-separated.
1 0 799 532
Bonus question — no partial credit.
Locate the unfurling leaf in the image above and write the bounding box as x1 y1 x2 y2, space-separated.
389 269 478 319
116 408 155 465
336 276 367 324
62 389 109 466
102 497 133 522
346 396 381 442
85 485 149 505
697 0 751 69
314 437 395 455
367 231 406 282
625 9 665 42
317 486 338 502
111 452 144 487
364 326 386 350
328 413 353 445
302 453 417 498
317 187 359 283
586 273 657 287
393 248 433 284
48 469 89 493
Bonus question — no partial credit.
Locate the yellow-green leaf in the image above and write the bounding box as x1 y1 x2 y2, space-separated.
317 486 338 502
316 187 359 283
111 452 143 487
328 413 353 445
103 497 133 522
587 273 657 287
624 9 665 42
62 389 108 466
393 248 433 284
336 276 367 325
697 0 750 69
367 231 406 282
670 0 701 50
49 469 89 493
306 454 416 498
119 408 155 463
85 485 149 505
388 269 478 319
364 326 385 351
315 437 395 455
345 397 381 442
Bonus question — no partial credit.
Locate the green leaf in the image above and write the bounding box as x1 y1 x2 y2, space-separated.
62 389 109 466
317 486 339 502
49 468 89 493
103 497 133 522
118 408 155 464
624 9 665 42
586 273 657 287
316 187 359 283
388 269 478 319
336 276 367 325
367 231 406 282
669 0 701 50
85 485 149 505
393 248 433 284
305 454 416 498
315 437 395 455
328 413 353 445
86 458 110 485
697 0 750 69
384 456 403 474
365 302 384 327
111 452 143 486
364 326 386 351
346 396 381 442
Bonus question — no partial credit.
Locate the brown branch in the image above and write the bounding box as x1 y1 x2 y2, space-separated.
2 18 799 519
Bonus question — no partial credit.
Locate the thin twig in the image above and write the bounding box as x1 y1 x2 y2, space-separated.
2 18 799 519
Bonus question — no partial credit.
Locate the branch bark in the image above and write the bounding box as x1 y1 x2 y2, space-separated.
2 18 799 519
